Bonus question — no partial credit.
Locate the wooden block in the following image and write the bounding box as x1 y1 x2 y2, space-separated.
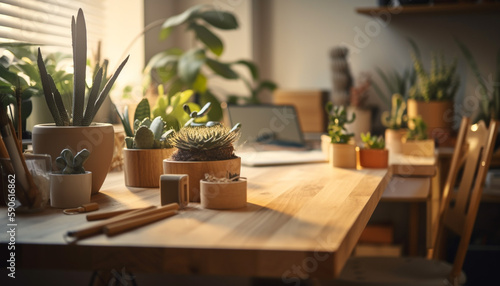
273 89 329 133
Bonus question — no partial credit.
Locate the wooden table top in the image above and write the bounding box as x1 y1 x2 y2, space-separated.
1 162 392 279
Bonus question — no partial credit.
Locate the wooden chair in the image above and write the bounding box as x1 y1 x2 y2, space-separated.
330 118 498 286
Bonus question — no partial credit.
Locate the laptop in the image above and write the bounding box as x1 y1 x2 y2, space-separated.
224 104 327 166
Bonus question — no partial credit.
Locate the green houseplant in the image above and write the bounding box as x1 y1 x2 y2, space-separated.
325 103 357 168
407 42 460 139
145 4 276 120
163 102 241 202
359 132 388 169
31 9 129 195
50 148 92 208
381 93 407 154
402 116 435 157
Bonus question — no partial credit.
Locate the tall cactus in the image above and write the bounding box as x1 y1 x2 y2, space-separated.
381 93 407 130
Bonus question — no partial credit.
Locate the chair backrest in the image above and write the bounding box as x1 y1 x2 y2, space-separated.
433 118 498 284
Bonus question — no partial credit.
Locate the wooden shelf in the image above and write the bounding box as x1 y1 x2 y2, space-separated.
356 2 500 16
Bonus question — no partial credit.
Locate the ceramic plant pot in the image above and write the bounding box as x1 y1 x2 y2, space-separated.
163 157 241 202
32 123 114 195
407 99 454 138
200 179 247 210
123 148 176 188
330 143 357 168
359 148 389 169
402 139 435 157
385 129 406 155
321 134 332 161
345 106 372 145
50 171 92 208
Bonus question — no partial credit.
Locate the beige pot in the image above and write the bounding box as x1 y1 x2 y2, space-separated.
123 148 176 188
345 106 372 145
402 139 435 157
385 129 406 155
407 99 454 138
200 179 247 209
163 157 241 202
321 134 331 161
50 171 92 208
330 143 356 168
32 123 114 195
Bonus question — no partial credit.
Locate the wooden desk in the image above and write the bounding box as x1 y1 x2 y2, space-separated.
1 164 390 280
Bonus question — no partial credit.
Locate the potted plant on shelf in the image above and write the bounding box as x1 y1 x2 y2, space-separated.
359 132 388 169
402 116 435 157
407 43 460 140
381 93 407 155
325 103 356 168
50 148 92 208
163 103 241 202
200 173 247 210
32 9 129 195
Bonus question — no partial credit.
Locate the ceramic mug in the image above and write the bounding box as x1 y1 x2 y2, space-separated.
50 171 92 208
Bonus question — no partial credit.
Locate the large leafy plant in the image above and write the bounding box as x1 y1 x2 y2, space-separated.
456 39 500 123
145 4 276 120
37 9 128 126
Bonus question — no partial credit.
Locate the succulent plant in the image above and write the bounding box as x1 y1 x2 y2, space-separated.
325 102 355 144
408 48 459 102
406 116 428 141
170 123 241 161
55 148 90 174
361 132 385 149
125 116 175 149
37 9 128 126
381 93 407 130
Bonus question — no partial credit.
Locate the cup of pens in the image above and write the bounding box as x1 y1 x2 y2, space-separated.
0 154 52 212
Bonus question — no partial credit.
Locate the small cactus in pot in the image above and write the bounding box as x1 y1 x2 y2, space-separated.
126 116 175 149
55 149 90 174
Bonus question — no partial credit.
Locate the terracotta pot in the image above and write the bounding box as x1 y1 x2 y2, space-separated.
330 143 356 168
359 149 389 169
50 171 92 208
32 123 114 195
163 157 241 202
407 99 454 138
385 129 406 155
200 179 247 209
402 139 435 157
123 148 176 188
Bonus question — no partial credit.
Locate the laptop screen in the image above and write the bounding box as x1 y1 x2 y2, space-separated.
224 104 305 147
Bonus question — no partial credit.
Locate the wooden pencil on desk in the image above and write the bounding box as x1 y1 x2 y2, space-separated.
104 209 178 236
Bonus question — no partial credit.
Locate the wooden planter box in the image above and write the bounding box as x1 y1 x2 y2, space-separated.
402 139 435 157
330 143 357 168
407 99 454 139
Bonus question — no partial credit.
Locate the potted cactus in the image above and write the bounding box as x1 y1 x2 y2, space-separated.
50 148 92 208
402 116 435 157
31 9 129 195
122 115 176 188
325 103 357 168
359 132 388 169
381 93 407 155
407 43 459 140
163 103 241 202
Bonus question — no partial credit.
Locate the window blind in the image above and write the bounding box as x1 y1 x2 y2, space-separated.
0 0 105 53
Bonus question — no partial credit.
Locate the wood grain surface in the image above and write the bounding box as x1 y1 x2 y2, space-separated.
1 163 390 279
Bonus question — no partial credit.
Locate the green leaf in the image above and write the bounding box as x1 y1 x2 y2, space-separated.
199 10 238 30
192 73 207 93
163 114 181 131
170 102 200 127
258 80 277 92
134 98 150 123
200 90 222 121
178 49 206 85
190 23 223 57
206 58 238 79
167 78 184 98
21 98 32 120
234 60 258 80
160 4 208 40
